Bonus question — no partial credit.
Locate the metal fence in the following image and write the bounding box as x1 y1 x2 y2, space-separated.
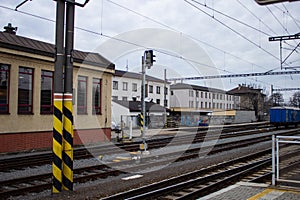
272 135 300 186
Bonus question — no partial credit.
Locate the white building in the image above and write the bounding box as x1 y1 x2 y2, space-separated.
170 83 240 112
112 70 170 108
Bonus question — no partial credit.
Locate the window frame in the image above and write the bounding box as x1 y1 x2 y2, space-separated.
156 86 161 94
92 78 102 115
77 75 88 114
132 83 137 92
40 70 54 114
122 82 128 91
113 81 118 90
0 64 10 114
18 66 34 114
149 85 153 93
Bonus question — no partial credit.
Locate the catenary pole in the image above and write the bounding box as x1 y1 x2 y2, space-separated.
62 0 75 191
52 0 65 193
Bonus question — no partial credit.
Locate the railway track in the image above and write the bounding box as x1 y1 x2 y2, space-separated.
1 126 298 198
103 147 300 200
102 150 272 200
0 122 272 171
1 128 298 198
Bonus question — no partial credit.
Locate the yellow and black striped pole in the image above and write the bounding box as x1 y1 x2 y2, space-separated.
62 0 75 191
52 0 65 193
139 113 145 150
52 93 63 193
140 113 144 135
62 93 73 191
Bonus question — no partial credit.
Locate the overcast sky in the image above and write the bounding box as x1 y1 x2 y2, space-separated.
1 0 299 101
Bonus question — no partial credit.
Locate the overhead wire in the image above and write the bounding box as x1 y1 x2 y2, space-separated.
236 0 277 35
0 2 295 89
185 0 281 62
105 0 274 71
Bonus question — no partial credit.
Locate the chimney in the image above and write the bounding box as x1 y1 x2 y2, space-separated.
4 23 17 35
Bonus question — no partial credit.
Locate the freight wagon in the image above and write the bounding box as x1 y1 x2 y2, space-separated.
270 107 300 128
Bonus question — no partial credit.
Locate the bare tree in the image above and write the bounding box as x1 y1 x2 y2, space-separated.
270 92 284 106
289 91 300 108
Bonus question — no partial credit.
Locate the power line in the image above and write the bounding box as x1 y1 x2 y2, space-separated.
0 1 295 90
236 0 278 35
191 0 271 36
185 0 281 62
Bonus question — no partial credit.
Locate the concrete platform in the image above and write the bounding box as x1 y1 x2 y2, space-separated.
201 182 300 200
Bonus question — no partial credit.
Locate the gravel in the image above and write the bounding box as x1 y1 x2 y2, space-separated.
5 139 272 200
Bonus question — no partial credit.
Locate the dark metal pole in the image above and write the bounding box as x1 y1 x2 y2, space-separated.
54 0 65 94
52 0 65 193
62 0 75 191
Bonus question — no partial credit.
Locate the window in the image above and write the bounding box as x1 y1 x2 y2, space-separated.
189 90 194 97
164 87 168 95
189 101 194 108
145 84 148 97
40 70 53 114
132 83 137 92
113 81 118 90
196 91 199 97
122 96 128 101
18 67 33 114
164 99 168 107
196 101 199 108
92 78 101 114
77 76 87 114
156 99 160 105
205 92 207 98
112 96 118 101
201 92 203 98
0 64 10 114
156 86 161 94
149 85 153 93
123 82 128 91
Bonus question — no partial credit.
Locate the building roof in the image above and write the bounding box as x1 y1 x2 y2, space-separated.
0 31 115 70
170 83 227 93
113 100 166 112
227 85 265 96
114 69 168 84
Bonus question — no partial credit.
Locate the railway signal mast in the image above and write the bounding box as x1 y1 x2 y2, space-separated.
140 50 156 153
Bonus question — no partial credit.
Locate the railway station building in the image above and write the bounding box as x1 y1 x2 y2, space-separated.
170 83 240 126
0 24 115 153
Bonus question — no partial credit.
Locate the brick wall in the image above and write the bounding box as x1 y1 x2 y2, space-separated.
0 128 111 153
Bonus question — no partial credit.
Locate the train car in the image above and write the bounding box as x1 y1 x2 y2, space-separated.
270 107 300 128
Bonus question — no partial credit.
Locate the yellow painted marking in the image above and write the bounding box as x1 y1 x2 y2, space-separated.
247 188 300 200
247 189 274 200
130 152 140 155
112 159 121 162
115 156 131 161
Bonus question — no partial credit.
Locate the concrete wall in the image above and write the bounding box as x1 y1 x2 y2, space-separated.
234 110 256 124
